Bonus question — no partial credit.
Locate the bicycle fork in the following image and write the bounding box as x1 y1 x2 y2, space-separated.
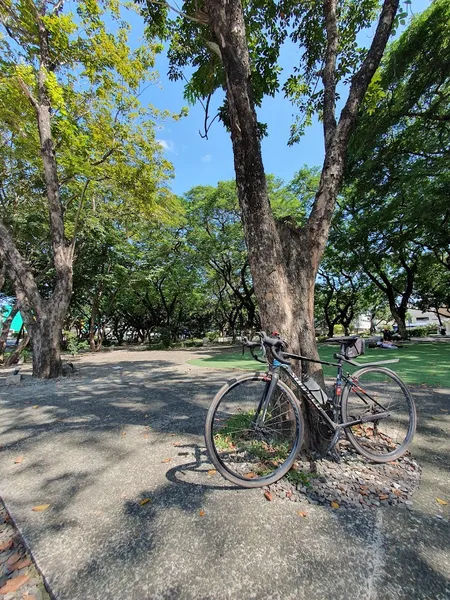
253 371 279 427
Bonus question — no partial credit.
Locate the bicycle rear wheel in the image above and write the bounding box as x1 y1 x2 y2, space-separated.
205 372 303 487
341 366 416 462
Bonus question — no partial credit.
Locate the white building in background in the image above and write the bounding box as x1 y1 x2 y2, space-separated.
353 308 450 334
353 314 372 331
406 308 450 334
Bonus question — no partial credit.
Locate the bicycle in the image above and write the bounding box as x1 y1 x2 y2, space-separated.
205 331 416 488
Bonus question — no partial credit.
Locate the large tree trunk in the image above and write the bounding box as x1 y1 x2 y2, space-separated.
205 0 322 379
31 317 63 378
204 0 399 452
390 306 408 339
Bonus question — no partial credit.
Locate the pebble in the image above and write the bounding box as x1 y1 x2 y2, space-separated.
264 446 422 511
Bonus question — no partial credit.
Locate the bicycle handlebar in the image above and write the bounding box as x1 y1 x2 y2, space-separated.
241 334 267 364
243 333 402 369
242 331 290 365
270 343 291 365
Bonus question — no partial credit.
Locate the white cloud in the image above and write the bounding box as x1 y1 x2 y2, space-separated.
201 154 212 162
157 139 175 153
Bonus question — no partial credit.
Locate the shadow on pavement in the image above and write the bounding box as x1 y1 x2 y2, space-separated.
0 350 449 599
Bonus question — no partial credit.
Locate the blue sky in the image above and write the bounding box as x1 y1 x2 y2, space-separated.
135 0 432 196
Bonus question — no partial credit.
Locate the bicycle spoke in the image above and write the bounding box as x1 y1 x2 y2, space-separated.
343 367 415 462
207 376 302 484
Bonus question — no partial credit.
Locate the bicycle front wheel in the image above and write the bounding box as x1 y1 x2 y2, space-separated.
205 372 304 487
341 366 416 462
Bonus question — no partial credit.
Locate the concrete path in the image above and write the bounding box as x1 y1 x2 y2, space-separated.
0 349 449 600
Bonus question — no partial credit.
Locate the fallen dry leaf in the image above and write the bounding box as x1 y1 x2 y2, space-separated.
32 405 39 409
12 558 32 570
161 458 172 463
139 498 151 506
244 472 257 479
173 442 181 447
14 456 24 464
436 497 448 505
379 494 389 501
331 501 340 509
297 510 307 518
121 431 127 436
32 504 50 512
199 509 205 517
264 491 273 502
207 469 217 476
0 574 30 594
0 539 13 552
143 433 149 439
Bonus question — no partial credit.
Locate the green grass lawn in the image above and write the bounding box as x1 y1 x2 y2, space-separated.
189 342 450 388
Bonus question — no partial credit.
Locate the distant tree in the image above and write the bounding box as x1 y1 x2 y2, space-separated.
343 0 450 334
0 0 176 376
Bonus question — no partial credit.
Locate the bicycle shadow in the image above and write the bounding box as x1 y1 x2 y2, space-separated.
165 443 245 491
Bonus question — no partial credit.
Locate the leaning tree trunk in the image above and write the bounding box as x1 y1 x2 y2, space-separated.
0 303 18 363
5 333 30 367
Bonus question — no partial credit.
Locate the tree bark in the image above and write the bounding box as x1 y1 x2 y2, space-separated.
30 316 63 377
390 306 408 339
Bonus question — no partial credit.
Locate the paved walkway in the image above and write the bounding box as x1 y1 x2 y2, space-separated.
0 349 449 600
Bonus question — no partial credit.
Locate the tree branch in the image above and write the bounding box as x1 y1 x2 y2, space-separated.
405 111 450 122
90 146 121 167
149 0 208 25
69 179 90 260
0 219 43 317
199 93 220 139
336 0 400 145
52 0 64 14
17 77 39 114
322 0 338 151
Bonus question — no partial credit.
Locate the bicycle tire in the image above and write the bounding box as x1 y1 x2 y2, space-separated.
205 372 304 488
341 366 416 463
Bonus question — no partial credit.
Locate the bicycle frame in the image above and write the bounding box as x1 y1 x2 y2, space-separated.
260 350 400 455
